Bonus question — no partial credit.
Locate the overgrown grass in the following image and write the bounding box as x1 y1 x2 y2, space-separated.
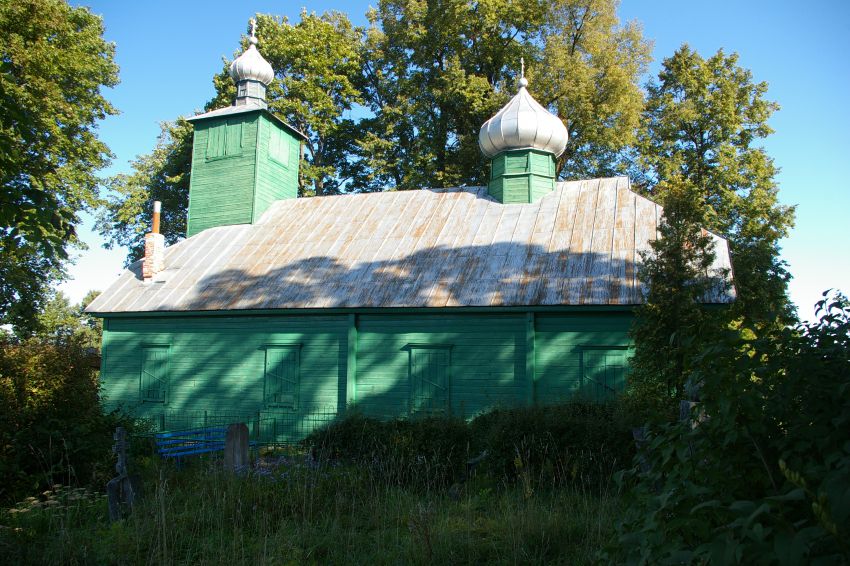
0 451 621 565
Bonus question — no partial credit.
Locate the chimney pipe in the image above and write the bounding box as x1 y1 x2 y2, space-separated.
143 201 165 282
152 200 161 234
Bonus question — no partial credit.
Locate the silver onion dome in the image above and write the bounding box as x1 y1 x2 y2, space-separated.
229 33 274 86
478 76 568 159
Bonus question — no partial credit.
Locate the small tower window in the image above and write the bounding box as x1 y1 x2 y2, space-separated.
268 126 290 167
206 118 243 160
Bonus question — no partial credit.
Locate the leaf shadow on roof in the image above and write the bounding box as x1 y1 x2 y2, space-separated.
174 241 728 311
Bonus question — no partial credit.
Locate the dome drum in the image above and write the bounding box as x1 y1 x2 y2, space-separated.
235 79 268 108
488 148 557 204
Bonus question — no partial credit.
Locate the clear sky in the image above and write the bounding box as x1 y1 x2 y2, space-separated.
61 0 850 322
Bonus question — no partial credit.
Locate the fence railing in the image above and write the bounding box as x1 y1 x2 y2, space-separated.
142 406 341 445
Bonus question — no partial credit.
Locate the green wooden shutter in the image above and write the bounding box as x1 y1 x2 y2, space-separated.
411 348 450 415
205 120 242 160
265 347 300 409
268 125 289 166
206 124 225 159
140 346 168 402
224 119 243 156
582 349 627 402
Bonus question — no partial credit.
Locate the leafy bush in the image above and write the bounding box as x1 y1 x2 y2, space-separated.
469 402 634 488
304 402 634 490
608 292 850 564
304 413 472 488
0 334 134 504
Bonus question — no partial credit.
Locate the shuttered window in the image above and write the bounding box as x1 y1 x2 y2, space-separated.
581 347 628 402
264 346 300 409
206 118 243 160
268 126 290 167
409 346 451 415
140 346 169 403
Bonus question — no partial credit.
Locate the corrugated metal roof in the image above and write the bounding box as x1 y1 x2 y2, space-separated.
86 177 735 314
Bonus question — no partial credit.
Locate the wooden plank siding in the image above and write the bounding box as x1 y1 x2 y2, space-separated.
187 112 301 237
187 116 260 236
100 309 634 441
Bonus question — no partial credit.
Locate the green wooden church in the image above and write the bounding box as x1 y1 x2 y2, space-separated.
87 29 735 441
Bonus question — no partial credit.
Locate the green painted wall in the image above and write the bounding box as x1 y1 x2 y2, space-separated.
253 114 300 220
187 111 300 236
488 149 556 204
99 310 633 442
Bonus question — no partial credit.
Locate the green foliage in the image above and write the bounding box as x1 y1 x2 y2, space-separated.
469 402 634 487
1 459 620 565
358 0 650 189
626 177 725 421
0 0 118 332
28 290 101 347
0 333 131 505
637 45 796 330
97 119 193 264
304 402 633 489
608 292 850 564
256 11 365 196
304 413 471 488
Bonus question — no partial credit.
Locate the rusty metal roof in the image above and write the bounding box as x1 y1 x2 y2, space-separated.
86 177 735 314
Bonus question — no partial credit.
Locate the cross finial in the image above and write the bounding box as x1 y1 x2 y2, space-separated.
250 18 257 39
518 57 528 90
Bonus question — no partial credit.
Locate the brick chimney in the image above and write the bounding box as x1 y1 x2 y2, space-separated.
143 201 165 281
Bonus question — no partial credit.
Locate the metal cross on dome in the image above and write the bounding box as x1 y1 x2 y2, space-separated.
250 18 257 39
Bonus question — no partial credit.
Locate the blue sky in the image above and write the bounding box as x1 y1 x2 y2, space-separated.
61 0 850 322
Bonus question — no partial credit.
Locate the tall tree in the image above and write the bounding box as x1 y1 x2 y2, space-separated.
256 11 364 195
627 176 723 421
97 119 192 263
637 45 795 329
357 0 650 190
0 0 118 332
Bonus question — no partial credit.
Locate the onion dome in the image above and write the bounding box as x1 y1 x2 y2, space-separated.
478 75 568 159
229 26 274 86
